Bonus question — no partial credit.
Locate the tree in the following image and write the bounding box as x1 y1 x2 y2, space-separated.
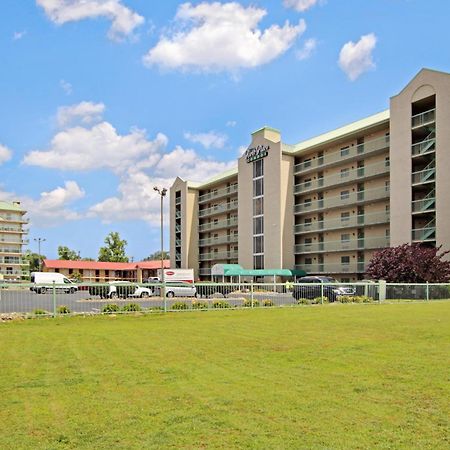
23 251 45 272
144 251 169 261
58 246 80 260
98 232 129 262
366 243 450 283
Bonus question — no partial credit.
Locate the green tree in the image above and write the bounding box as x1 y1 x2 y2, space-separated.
24 250 45 272
98 232 129 262
144 251 169 261
58 246 80 260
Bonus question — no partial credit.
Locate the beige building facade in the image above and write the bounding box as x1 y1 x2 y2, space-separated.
170 69 450 282
0 201 29 281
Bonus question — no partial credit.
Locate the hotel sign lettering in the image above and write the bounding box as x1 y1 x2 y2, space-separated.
245 145 270 163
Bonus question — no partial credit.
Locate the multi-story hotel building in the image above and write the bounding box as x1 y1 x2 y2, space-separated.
170 68 450 281
0 201 29 281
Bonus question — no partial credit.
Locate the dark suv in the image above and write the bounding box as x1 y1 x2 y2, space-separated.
292 276 355 302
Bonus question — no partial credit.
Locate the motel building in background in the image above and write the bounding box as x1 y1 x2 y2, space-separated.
170 68 450 282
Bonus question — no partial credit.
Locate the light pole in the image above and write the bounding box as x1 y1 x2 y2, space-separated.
34 237 46 272
154 186 167 302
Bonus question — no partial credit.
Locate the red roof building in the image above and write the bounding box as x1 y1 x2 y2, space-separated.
42 259 170 283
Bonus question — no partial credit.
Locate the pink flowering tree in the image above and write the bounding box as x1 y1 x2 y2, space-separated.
366 243 450 283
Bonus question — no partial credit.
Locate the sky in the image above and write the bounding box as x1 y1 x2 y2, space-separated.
1 0 449 261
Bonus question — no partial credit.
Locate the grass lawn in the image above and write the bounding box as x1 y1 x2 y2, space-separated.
0 303 449 449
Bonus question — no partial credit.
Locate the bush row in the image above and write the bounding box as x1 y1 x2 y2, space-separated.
297 295 375 305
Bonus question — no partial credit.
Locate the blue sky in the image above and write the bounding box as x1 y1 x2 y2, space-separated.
0 0 449 261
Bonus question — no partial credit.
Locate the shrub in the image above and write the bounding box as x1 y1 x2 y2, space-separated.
212 300 230 309
33 309 48 315
242 298 260 307
297 298 312 305
192 300 208 310
88 285 109 298
57 305 71 314
313 296 329 304
102 303 120 313
171 302 188 310
122 303 141 312
262 299 274 307
337 295 353 303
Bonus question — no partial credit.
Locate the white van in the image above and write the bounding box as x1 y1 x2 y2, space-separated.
30 272 78 294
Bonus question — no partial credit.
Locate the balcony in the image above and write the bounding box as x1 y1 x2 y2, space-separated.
0 226 27 234
294 160 389 195
199 234 238 247
0 257 28 265
0 238 29 245
411 108 435 129
0 269 29 277
198 217 238 232
412 138 435 157
198 184 238 204
175 210 182 219
412 194 435 214
412 166 435 186
294 135 390 174
295 236 389 254
294 186 389 214
296 262 367 274
412 223 436 242
199 251 239 262
0 248 22 255
294 211 389 234
199 201 238 218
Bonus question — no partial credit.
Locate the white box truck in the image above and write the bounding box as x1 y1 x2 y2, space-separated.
30 272 78 294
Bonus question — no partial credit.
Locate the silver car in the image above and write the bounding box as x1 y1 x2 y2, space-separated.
164 282 197 298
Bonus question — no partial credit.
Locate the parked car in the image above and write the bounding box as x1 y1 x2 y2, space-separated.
88 282 152 299
292 276 355 302
154 281 197 298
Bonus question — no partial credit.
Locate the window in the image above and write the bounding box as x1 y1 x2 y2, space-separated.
253 159 264 178
385 156 390 167
341 212 350 222
340 146 350 157
341 256 350 265
385 180 390 192
304 217 312 227
340 168 350 178
304 198 312 206
253 216 263 235
304 238 312 247
253 255 264 269
341 190 350 200
253 178 263 197
303 158 312 168
253 236 264 254
341 233 350 242
304 178 312 188
304 257 312 265
253 197 263 216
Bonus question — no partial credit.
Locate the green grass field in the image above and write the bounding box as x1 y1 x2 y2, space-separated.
1 303 449 449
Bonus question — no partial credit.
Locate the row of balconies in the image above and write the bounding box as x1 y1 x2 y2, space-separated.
295 236 390 254
199 251 239 262
0 226 28 234
198 184 239 204
295 262 367 274
295 186 389 214
0 257 29 265
0 248 23 255
294 160 389 195
294 211 389 235
294 135 389 174
0 238 29 245
0 269 29 277
199 234 238 247
0 216 29 224
199 200 238 218
198 217 238 232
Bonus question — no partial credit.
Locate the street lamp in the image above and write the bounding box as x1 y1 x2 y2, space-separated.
34 237 46 272
154 186 167 299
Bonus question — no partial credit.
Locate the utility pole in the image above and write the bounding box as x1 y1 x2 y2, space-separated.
34 237 46 271
153 186 167 301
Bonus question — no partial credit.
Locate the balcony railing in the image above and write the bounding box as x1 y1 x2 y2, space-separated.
412 167 435 185
296 262 367 274
294 186 389 214
294 135 390 174
412 226 436 242
0 269 29 277
175 210 182 219
0 226 27 234
0 257 29 265
295 236 389 254
0 238 29 245
199 201 238 218
198 184 239 203
294 211 389 234
412 196 435 213
412 138 435 157
294 160 389 195
199 217 238 232
0 248 22 255
199 251 239 261
199 234 238 247
411 108 435 128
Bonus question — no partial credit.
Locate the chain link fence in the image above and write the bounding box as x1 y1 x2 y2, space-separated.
0 281 449 319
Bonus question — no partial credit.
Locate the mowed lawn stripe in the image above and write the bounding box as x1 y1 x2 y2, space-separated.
0 303 448 449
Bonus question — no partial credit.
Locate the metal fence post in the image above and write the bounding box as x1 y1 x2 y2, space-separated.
426 282 429 301
251 280 254 308
163 281 167 313
320 282 324 304
52 281 57 317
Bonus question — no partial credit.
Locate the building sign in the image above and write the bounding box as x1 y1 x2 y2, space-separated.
245 145 269 163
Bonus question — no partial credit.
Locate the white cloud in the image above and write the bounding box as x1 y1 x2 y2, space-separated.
296 37 317 60
13 30 27 40
36 0 144 40
60 79 73 95
57 101 105 127
338 33 377 81
184 130 227 149
143 2 306 72
226 120 237 127
23 122 168 173
284 0 320 12
0 144 12 164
